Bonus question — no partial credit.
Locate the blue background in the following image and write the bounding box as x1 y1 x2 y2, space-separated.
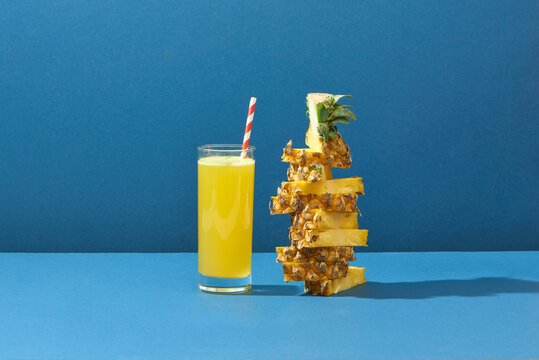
1 1 537 252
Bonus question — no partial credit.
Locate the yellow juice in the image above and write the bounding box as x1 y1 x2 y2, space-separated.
198 156 255 278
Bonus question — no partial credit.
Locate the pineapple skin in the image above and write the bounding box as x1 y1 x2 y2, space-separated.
304 266 366 296
282 260 349 282
276 245 355 263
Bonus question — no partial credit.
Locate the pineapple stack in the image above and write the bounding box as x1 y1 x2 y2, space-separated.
270 93 368 296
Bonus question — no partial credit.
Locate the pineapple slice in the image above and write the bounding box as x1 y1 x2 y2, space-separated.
282 260 349 282
282 140 350 169
280 177 364 196
270 177 363 214
289 228 368 248
305 266 366 296
305 93 353 164
287 163 332 182
270 192 359 214
276 245 355 263
292 208 358 230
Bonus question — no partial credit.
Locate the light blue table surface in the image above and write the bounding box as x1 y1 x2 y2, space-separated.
0 252 538 360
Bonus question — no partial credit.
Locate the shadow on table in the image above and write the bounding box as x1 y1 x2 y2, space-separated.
249 284 303 296
328 277 539 299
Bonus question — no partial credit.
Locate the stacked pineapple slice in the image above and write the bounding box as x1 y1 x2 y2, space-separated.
270 93 368 296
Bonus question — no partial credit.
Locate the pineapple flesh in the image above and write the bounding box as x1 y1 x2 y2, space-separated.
289 228 368 248
304 266 366 296
280 177 364 196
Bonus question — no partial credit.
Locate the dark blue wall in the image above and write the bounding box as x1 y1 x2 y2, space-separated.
1 1 537 252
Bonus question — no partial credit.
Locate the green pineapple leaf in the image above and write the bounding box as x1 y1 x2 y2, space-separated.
314 93 357 141
331 108 356 121
331 117 350 125
333 94 353 102
317 123 330 141
317 104 329 123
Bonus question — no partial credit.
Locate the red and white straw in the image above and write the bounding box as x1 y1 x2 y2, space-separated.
241 97 256 158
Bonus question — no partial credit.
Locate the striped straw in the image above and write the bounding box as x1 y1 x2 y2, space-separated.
241 97 257 158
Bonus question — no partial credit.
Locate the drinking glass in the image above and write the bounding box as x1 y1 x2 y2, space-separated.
197 144 255 294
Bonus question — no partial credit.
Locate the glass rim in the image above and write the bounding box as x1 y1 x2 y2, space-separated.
197 144 256 152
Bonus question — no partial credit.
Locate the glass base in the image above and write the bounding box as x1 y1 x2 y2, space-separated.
198 273 251 294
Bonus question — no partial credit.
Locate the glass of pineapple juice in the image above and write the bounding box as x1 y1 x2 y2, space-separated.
197 144 255 294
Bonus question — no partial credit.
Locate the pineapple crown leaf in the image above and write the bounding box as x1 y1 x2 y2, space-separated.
315 94 356 141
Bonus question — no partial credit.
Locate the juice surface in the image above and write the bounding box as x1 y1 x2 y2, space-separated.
198 156 255 278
